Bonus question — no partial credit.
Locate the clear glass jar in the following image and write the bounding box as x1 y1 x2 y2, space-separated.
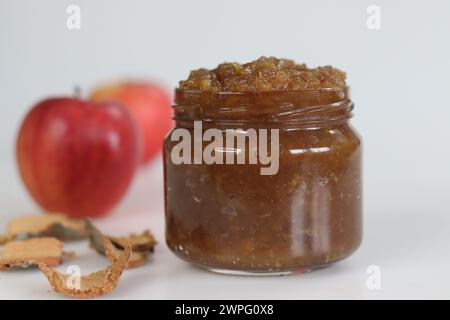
164 88 362 275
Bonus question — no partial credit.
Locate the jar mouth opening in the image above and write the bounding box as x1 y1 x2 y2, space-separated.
174 87 350 108
175 86 349 96
173 87 353 127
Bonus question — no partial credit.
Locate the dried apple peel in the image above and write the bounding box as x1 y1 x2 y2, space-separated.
108 230 157 252
86 220 155 269
0 238 63 270
5 214 86 241
39 238 131 298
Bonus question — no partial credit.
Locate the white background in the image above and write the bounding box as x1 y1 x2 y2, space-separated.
0 0 449 299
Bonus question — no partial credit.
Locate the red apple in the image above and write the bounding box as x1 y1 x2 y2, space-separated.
16 97 140 218
90 81 173 165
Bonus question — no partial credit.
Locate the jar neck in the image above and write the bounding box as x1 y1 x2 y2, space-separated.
173 88 353 129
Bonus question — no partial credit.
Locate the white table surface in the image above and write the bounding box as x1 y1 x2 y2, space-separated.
0 157 449 300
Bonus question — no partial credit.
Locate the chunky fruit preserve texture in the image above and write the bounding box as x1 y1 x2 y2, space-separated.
179 56 346 91
165 57 361 273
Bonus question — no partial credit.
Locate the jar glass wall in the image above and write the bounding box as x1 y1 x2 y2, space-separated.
164 88 362 275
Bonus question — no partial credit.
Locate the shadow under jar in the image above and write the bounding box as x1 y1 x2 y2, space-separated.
164 88 362 275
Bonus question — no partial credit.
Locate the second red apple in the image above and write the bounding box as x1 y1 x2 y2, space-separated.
90 81 173 165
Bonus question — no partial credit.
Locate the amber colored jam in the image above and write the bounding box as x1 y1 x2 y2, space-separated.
164 88 362 274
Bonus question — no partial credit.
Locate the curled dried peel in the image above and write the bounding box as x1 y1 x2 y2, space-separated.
103 239 149 269
127 252 150 269
85 220 107 255
0 238 63 270
39 240 131 299
108 230 157 252
6 214 86 241
85 220 155 269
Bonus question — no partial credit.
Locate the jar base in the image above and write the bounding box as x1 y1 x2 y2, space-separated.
197 263 333 277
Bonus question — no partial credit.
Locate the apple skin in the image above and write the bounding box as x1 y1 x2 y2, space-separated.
90 82 173 165
16 97 140 218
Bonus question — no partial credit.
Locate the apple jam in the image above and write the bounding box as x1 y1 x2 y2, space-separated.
164 58 362 274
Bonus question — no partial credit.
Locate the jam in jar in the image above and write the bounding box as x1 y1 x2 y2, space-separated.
164 57 362 275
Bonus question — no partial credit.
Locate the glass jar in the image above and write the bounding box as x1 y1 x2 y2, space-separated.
164 88 362 275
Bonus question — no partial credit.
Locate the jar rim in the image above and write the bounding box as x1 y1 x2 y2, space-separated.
175 86 349 96
173 86 353 128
